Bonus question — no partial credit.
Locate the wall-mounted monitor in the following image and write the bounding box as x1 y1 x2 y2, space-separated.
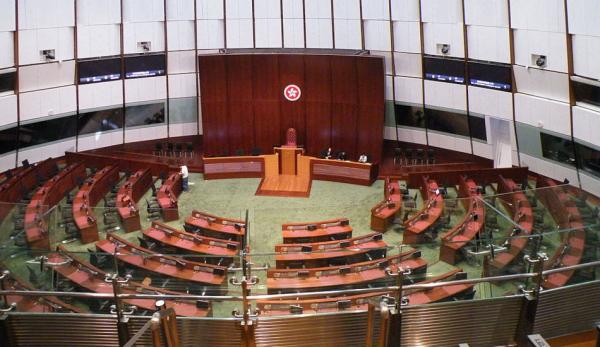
423 56 465 84
124 54 166 79
468 61 512 92
78 58 122 84
0 69 16 94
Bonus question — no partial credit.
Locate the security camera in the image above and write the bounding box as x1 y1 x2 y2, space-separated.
441 44 450 54
41 49 55 61
535 55 546 68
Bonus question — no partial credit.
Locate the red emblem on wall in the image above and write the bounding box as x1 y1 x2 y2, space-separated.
284 84 301 102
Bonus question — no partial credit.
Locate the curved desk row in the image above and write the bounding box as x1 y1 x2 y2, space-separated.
143 221 239 264
274 232 387 269
117 169 152 233
73 166 120 244
49 246 210 316
282 218 351 243
259 269 473 315
489 176 534 271
157 172 182 222
25 163 86 249
1 269 83 313
370 177 402 232
184 210 246 244
403 177 444 244
536 177 585 289
266 249 427 294
439 176 485 265
0 158 56 222
96 233 227 288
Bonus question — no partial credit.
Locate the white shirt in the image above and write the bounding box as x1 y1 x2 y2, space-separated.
180 165 189 178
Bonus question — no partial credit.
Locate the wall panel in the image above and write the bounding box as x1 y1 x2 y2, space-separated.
252 54 281 152
331 55 358 158
278 55 306 145
304 55 332 155
226 55 254 152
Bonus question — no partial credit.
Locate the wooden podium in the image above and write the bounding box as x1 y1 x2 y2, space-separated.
274 147 304 175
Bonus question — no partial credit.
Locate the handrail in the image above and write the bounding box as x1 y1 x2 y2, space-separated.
3 260 598 303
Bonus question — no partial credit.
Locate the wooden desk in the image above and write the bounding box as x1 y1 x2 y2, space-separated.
1 270 84 313
157 172 182 222
403 177 444 244
281 218 352 243
117 169 152 232
96 233 227 287
489 176 534 270
266 249 427 293
536 177 585 288
259 269 472 315
49 246 210 316
66 151 170 178
274 147 304 175
439 176 485 265
203 156 265 179
0 158 56 223
310 158 378 186
25 163 86 249
73 166 120 244
371 177 402 232
274 232 387 269
143 221 239 264
184 210 246 245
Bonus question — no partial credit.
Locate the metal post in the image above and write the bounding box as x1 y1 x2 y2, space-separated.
365 303 375 347
109 274 130 347
382 268 405 347
515 253 545 345
240 279 257 347
596 323 600 347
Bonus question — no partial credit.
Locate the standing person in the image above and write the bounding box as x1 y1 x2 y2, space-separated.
180 165 189 191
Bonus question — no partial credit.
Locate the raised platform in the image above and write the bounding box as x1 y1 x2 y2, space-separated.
255 154 312 197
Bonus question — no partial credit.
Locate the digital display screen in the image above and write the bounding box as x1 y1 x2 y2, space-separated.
424 56 465 84
125 54 166 79
78 58 122 84
468 61 512 91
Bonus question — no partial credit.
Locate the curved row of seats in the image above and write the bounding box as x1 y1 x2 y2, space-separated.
439 175 486 265
403 176 444 244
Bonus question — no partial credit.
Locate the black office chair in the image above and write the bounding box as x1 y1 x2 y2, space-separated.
405 149 414 165
337 151 347 161
427 148 436 165
175 143 183 157
21 159 30 168
416 149 425 165
251 147 262 156
167 143 174 157
186 142 194 157
234 149 245 156
154 142 163 156
393 148 403 166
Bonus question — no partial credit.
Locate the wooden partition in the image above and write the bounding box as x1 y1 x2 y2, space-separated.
199 53 384 163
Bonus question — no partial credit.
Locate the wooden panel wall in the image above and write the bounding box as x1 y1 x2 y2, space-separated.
199 54 384 163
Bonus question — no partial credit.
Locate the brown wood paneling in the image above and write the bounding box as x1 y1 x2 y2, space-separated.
356 56 385 163
199 53 384 163
331 55 359 160
198 55 228 156
304 55 332 157
253 55 281 153
226 55 254 154
279 55 306 146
